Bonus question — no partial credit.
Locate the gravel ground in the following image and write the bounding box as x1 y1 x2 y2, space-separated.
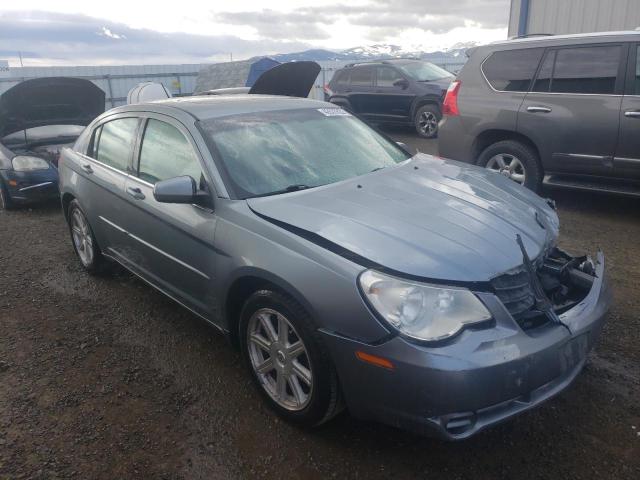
1 132 639 479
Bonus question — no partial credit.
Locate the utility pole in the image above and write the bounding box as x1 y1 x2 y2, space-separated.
230 52 233 62
18 51 24 67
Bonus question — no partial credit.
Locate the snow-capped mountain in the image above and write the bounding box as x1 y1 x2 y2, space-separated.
270 42 479 63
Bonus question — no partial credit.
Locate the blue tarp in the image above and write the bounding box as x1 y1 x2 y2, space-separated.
245 58 280 87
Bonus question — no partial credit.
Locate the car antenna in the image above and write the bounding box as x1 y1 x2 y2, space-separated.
515 234 571 334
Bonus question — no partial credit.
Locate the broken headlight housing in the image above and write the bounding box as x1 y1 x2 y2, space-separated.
12 155 50 172
359 270 492 342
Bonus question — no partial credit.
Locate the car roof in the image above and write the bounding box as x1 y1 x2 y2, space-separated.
491 30 640 47
105 94 330 121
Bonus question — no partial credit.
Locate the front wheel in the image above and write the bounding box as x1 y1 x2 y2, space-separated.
477 140 542 192
414 104 441 139
0 179 15 210
239 290 343 427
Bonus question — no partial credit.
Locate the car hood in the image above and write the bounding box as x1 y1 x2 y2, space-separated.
0 77 105 138
248 61 321 98
247 155 559 282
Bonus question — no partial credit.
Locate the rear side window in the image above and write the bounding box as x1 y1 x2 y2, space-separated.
376 67 404 87
95 118 139 171
332 70 349 86
535 45 622 95
350 67 373 87
482 48 544 91
138 119 202 185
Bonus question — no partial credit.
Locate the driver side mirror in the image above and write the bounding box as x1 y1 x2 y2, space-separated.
393 78 409 89
153 175 212 208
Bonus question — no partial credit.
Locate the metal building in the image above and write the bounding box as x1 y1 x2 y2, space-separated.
509 0 640 38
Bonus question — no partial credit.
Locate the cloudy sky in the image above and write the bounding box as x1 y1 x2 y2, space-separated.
0 0 509 66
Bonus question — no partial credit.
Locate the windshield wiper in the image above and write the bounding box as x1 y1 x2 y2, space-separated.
252 184 311 198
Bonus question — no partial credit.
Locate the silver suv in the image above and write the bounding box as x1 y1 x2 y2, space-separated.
439 31 640 195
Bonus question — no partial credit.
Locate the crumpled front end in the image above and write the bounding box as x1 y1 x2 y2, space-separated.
320 248 611 440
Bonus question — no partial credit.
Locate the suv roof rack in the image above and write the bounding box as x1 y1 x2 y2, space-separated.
509 33 554 39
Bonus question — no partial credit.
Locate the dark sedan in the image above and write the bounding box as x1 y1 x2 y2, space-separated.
0 77 104 209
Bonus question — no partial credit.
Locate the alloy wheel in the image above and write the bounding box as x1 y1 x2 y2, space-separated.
247 308 313 411
71 209 94 267
418 111 438 136
486 154 526 184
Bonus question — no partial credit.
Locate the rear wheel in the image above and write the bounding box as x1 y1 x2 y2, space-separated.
477 140 542 192
0 179 15 210
414 104 440 139
67 200 105 274
239 289 343 427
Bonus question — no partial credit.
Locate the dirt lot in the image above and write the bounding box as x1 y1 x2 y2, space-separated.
1 133 639 479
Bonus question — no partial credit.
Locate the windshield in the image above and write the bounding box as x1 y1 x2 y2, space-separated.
398 62 454 82
200 108 410 199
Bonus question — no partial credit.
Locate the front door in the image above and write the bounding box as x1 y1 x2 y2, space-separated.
518 44 625 177
119 115 218 318
614 43 640 180
371 66 414 123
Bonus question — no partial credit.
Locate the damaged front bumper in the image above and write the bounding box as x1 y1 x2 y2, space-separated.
321 251 611 440
1 167 59 204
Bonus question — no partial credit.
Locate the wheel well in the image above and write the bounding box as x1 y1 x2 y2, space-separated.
225 276 286 349
413 100 440 118
472 130 540 165
61 193 75 221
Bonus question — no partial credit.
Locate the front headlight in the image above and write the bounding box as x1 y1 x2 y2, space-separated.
12 155 50 172
359 270 492 342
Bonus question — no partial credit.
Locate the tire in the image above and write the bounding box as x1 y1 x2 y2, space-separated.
67 199 106 274
414 104 441 139
239 289 343 427
477 140 543 192
0 178 15 210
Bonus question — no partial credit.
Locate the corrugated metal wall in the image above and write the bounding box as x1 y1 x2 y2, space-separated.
510 0 640 37
0 64 203 108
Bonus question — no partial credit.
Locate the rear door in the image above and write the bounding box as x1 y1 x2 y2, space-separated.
119 115 218 318
346 66 376 117
614 42 640 179
77 116 141 253
519 44 625 177
370 66 414 122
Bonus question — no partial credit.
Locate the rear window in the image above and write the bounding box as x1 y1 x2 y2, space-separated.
482 48 544 91
332 70 349 86
94 118 138 171
349 67 373 87
541 45 622 95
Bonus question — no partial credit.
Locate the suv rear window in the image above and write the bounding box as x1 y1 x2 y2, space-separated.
482 48 544 91
541 45 622 95
332 70 349 86
349 67 373 87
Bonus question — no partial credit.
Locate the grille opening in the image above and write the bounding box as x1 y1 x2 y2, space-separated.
491 247 595 330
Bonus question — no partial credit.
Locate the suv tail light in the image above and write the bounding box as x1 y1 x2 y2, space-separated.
443 81 461 116
323 84 333 97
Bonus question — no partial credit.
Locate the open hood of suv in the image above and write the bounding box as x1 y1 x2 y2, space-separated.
248 61 321 98
0 77 105 138
248 155 559 283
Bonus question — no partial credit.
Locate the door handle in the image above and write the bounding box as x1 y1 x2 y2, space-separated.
81 164 93 174
527 106 552 113
126 186 145 200
624 110 640 118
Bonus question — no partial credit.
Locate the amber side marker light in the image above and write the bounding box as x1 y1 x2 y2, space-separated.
8 180 18 187
355 351 395 370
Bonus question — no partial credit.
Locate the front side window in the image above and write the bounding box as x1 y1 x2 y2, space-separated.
546 45 621 94
397 62 453 82
482 48 544 92
377 67 405 87
138 119 202 184
200 109 410 199
350 67 373 86
95 118 139 171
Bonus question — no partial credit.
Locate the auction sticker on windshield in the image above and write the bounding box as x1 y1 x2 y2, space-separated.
317 108 351 116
